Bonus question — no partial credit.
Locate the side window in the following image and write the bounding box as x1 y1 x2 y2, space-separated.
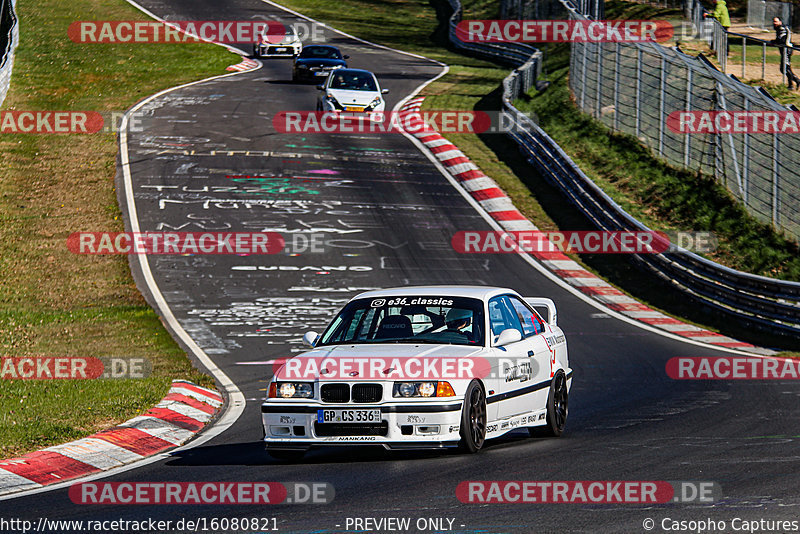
488 296 524 337
488 297 508 336
509 297 545 337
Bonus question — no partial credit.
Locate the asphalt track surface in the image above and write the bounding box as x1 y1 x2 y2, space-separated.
3 1 800 533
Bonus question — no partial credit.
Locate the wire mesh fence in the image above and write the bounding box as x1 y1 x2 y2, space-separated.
557 0 800 242
747 0 792 30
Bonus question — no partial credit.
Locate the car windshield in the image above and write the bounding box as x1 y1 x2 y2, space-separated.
329 71 377 91
263 27 295 39
299 46 342 59
317 296 485 346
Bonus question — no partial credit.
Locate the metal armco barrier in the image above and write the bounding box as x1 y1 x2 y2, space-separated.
446 0 800 336
0 0 18 108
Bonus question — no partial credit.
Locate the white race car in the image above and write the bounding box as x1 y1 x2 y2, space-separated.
253 25 302 58
261 286 572 460
316 68 388 113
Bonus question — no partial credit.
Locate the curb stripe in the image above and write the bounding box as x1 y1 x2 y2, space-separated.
162 393 218 415
0 452 98 485
44 438 143 470
0 380 222 497
92 428 174 456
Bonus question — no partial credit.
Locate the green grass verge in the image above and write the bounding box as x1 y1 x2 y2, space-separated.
0 0 237 456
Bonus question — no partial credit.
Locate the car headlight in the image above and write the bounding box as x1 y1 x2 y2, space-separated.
325 94 344 110
393 381 455 397
297 64 309 69
269 381 314 399
330 64 344 69
365 96 382 111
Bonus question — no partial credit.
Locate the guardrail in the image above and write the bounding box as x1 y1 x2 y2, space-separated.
0 0 18 108
445 0 800 337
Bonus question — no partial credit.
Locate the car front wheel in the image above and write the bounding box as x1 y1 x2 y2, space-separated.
459 381 486 453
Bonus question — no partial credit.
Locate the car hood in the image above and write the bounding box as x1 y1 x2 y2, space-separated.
326 89 379 106
274 343 487 381
263 35 298 45
296 58 346 68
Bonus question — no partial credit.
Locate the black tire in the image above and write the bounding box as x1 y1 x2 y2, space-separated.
534 371 568 437
267 449 306 461
458 381 487 453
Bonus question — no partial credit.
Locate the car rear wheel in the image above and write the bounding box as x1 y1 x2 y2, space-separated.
459 381 486 453
533 371 568 437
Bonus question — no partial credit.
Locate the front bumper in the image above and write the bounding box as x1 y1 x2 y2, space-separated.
255 43 301 57
262 401 463 450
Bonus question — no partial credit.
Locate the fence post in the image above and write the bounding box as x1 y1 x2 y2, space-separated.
772 132 779 226
614 42 620 130
581 40 587 110
742 96 749 204
636 47 642 138
742 36 746 79
684 67 692 167
596 42 603 118
659 57 666 156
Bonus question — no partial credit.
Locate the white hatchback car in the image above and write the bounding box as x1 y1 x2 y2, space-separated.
262 286 571 460
316 68 388 113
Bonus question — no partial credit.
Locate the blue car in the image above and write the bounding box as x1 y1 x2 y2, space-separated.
292 45 349 83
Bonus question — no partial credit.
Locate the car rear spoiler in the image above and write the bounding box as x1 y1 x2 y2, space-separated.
524 297 557 326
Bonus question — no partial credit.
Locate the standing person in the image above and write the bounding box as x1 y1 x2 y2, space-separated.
704 0 731 57
768 17 800 89
705 0 731 29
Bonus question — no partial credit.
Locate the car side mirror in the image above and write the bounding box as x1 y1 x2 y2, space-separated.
302 331 319 347
343 54 350 59
316 85 324 90
495 328 522 347
381 88 389 94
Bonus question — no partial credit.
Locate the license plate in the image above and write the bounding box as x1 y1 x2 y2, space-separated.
343 106 365 112
317 409 381 423
314 71 329 76
274 47 287 52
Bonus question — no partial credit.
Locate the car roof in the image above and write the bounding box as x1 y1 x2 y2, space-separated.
302 44 340 51
333 68 375 76
351 286 518 302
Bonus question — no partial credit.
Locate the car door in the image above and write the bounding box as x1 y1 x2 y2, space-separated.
507 295 553 412
488 296 538 420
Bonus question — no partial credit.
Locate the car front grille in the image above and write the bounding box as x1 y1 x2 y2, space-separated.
351 384 383 403
320 383 350 403
314 421 389 437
